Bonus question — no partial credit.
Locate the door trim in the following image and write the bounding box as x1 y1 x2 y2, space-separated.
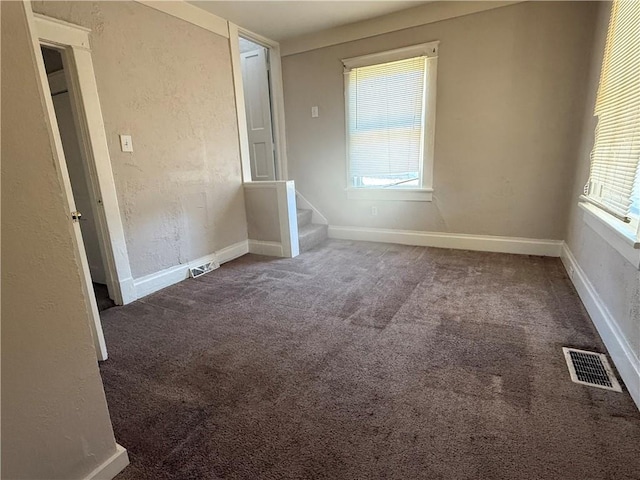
34 14 135 308
26 11 104 360
228 22 289 182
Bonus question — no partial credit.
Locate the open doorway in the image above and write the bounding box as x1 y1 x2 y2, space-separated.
41 46 115 312
239 36 278 181
33 14 135 361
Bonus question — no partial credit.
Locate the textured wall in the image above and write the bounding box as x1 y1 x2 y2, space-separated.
32 1 248 278
1 2 119 478
565 2 640 356
282 1 597 239
245 187 282 242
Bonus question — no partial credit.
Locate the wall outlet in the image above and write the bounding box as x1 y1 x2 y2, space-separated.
371 206 378 216
311 106 319 118
119 134 133 152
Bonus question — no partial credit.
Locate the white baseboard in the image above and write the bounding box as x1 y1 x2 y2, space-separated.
248 240 284 257
561 243 640 411
133 240 249 299
133 252 219 299
216 240 249 264
328 226 563 257
83 444 128 480
119 277 137 305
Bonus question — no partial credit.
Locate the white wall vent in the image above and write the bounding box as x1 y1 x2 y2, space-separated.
562 347 622 392
189 260 219 278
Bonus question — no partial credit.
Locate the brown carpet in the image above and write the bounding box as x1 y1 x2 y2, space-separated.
101 240 640 480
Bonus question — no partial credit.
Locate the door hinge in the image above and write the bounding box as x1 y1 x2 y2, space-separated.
71 211 83 222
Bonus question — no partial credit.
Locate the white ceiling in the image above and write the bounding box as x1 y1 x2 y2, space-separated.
189 1 429 41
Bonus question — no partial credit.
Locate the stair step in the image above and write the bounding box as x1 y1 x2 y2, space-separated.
296 208 313 228
298 223 328 252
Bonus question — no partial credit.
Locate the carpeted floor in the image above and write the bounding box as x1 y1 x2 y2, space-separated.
101 240 640 480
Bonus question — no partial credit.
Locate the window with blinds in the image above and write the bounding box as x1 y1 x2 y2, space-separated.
343 43 438 190
585 0 640 225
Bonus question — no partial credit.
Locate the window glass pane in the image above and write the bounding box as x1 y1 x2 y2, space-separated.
348 56 426 188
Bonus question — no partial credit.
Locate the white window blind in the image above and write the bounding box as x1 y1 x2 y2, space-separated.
347 56 428 187
585 0 640 223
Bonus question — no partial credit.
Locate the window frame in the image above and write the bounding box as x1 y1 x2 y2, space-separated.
342 42 439 202
579 201 640 268
579 1 640 269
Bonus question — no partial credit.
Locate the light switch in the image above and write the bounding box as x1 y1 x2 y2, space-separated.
311 106 319 118
119 134 133 152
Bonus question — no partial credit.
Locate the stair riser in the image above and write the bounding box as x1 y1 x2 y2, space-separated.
297 209 313 228
299 224 328 252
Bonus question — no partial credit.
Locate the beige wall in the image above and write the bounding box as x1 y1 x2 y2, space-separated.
565 2 640 356
282 1 597 239
32 1 248 279
245 187 282 242
1 2 119 478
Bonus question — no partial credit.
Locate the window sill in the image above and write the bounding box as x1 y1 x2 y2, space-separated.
346 188 433 202
578 201 640 269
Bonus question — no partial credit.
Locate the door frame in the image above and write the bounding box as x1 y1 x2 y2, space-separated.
33 14 135 308
229 23 289 182
30 12 136 359
240 47 277 182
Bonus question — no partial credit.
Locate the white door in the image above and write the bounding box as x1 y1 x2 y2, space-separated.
52 91 107 285
241 48 276 181
42 55 108 361
51 121 108 360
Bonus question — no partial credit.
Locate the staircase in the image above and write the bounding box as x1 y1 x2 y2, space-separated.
296 207 328 252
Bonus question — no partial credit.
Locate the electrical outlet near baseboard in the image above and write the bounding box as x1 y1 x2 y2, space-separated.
371 206 378 216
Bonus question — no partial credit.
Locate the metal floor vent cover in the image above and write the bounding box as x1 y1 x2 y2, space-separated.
562 347 621 392
189 261 219 278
